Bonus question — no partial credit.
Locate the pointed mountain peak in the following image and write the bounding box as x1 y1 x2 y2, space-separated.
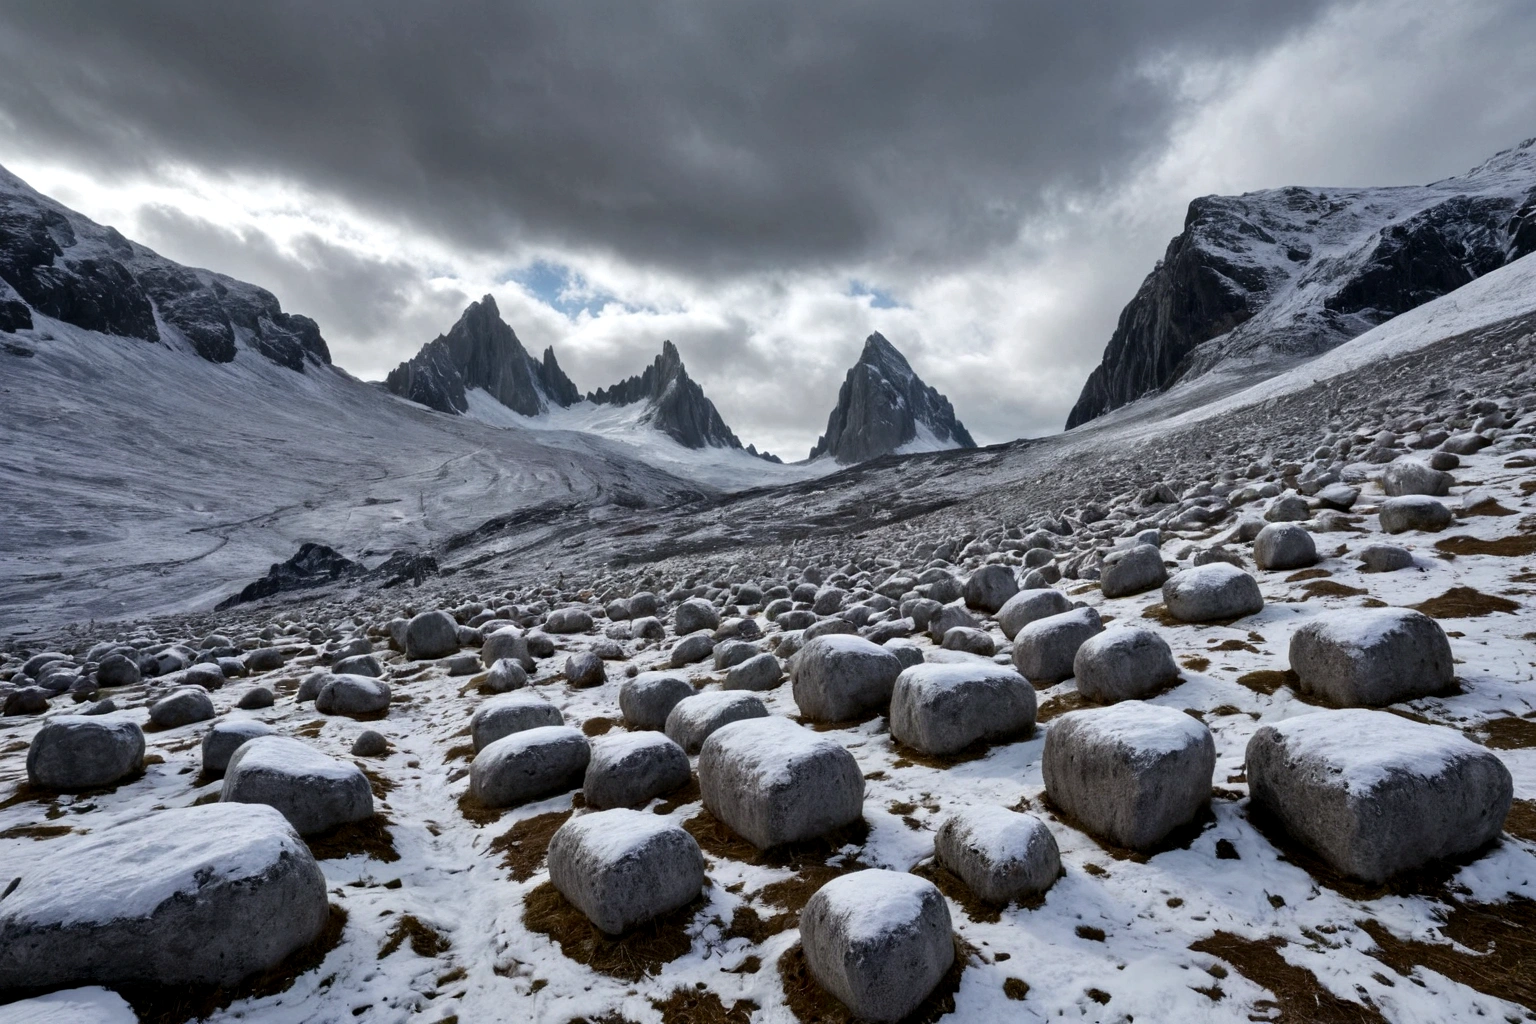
588 340 747 451
809 334 975 464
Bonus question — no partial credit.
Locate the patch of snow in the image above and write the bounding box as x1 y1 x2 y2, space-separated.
1266 709 1485 791
0 987 138 1024
894 419 964 456
1054 700 1209 758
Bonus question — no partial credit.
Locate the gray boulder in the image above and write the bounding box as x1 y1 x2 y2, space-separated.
712 639 759 670
468 725 589 807
315 674 391 716
1288 607 1453 706
243 647 286 673
546 607 594 634
800 870 954 1024
583 732 691 809
1010 606 1103 684
1253 523 1317 571
95 653 141 688
221 736 374 835
630 615 666 641
0 803 328 989
934 806 1061 904
547 809 704 934
1246 710 1512 883
1100 544 1168 598
673 597 720 635
804 617 859 641
200 719 277 776
1264 494 1310 522
792 635 903 722
619 671 695 730
182 663 227 691
963 565 1018 613
564 650 606 688
1383 458 1453 497
1358 543 1414 572
482 626 534 670
940 626 996 657
1162 563 1263 622
471 691 564 751
484 657 529 693
888 663 1036 755
995 588 1073 640
669 633 715 667
149 687 215 728
237 686 275 709
1042 701 1215 851
723 652 784 691
352 730 389 757
665 690 769 754
405 610 459 659
1316 483 1360 511
27 716 144 790
925 600 979 644
1072 627 1179 703
1379 495 1453 534
698 716 863 849
331 654 382 678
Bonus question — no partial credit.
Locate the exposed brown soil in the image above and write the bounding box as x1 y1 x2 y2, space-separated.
1003 977 1030 1000
1285 568 1333 582
1480 716 1536 749
1035 691 1092 722
1236 669 1299 697
1411 586 1521 618
777 938 970 1024
1458 497 1518 517
888 730 1027 769
1181 656 1211 672
118 905 348 1024
293 720 325 738
0 823 72 839
682 809 868 869
1209 638 1260 653
1360 897 1536 1011
650 988 758 1024
360 765 396 799
523 880 699 981
378 913 452 958
1505 798 1536 841
1189 931 1386 1023
653 775 701 814
456 790 505 826
1300 580 1369 599
1436 534 1536 557
488 810 572 881
1040 793 1214 862
582 716 618 737
306 814 400 863
444 743 475 763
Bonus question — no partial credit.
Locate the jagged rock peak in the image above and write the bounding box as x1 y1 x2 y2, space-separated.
1066 136 1536 429
384 295 579 417
809 332 976 464
589 339 763 454
0 163 331 370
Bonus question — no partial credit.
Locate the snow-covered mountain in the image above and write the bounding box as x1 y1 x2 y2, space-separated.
0 164 331 370
1067 136 1536 428
809 332 976 463
383 295 580 416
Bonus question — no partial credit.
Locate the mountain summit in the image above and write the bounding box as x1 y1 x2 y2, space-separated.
809 333 975 464
383 295 579 416
1067 137 1536 428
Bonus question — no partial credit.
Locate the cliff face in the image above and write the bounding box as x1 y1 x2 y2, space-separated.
809 333 976 464
384 295 578 416
1067 137 1536 428
588 340 750 451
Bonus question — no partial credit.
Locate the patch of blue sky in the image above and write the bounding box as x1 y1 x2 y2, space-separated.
848 279 902 309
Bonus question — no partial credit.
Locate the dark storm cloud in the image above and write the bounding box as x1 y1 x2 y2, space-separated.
0 1 1333 277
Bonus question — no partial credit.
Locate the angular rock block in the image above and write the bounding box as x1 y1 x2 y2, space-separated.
800 870 954 1024
792 634 905 722
888 663 1035 755
221 735 374 835
934 805 1061 904
0 803 328 989
963 564 1018 613
699 717 863 849
1379 495 1453 534
1010 606 1103 684
1161 563 1263 622
665 690 768 754
1253 522 1317 571
583 732 691 809
468 725 589 808
27 716 144 790
200 719 277 776
724 652 784 691
1288 607 1453 706
619 671 695 730
1246 709 1513 882
995 588 1072 640
547 809 705 935
471 691 564 751
1073 627 1179 703
1042 701 1215 851
1100 544 1167 598
405 610 459 659
315 674 391 716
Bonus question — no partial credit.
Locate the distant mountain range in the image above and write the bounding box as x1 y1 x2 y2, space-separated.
809 333 975 463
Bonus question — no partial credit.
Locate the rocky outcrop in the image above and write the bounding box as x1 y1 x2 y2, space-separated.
589 340 757 452
384 295 578 416
809 333 975 464
1068 137 1536 428
0 164 331 369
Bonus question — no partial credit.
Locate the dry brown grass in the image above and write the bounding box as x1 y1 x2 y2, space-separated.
488 809 571 881
306 813 399 863
443 743 475 763
910 859 1050 924
0 823 72 839
456 790 505 826
1505 798 1536 841
1360 897 1536 1011
1189 931 1385 1022
1411 586 1520 618
1003 977 1030 1000
1300 580 1369 599
378 913 451 959
1236 669 1299 697
777 938 971 1024
650 988 758 1024
522 880 699 981
1436 534 1536 557
1181 656 1211 672
1035 691 1092 722
1285 568 1333 582
582 716 619 737
293 720 325 738
1480 716 1536 749
653 775 701 814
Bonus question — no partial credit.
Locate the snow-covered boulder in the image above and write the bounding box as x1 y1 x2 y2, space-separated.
1100 544 1167 598
723 652 784 691
1288 607 1453 706
792 635 904 722
0 987 138 1024
200 719 277 776
583 732 690 809
1010 606 1103 684
1358 542 1414 572
148 687 215 728
1072 627 1179 703
619 671 694 730
1378 495 1453 533
673 597 719 635
934 806 1061 904
545 607 593 634
547 809 704 935
468 725 589 808
221 736 374 835
471 691 563 751
1253 522 1317 571
995 588 1072 640
699 717 863 849
664 690 769 754
483 657 529 692
962 564 1018 613
563 650 606 688
799 869 954 1024
1383 458 1453 497
888 663 1035 755
482 626 533 670
1043 701 1215 851
404 610 459 659
27 716 144 791
315 673 391 716
1161 563 1263 622
1246 710 1512 882
0 804 328 989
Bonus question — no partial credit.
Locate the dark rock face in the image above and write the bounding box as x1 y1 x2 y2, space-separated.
589 340 750 451
1068 137 1536 428
218 543 363 609
0 164 331 369
384 295 579 416
809 333 975 464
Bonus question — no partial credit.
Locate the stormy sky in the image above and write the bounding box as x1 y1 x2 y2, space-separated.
2 1 1534 458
